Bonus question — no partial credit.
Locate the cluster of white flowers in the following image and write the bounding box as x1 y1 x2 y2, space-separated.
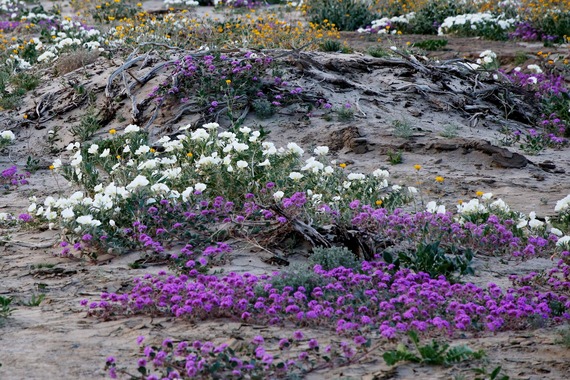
527 64 543 74
438 13 517 35
456 192 513 217
426 201 446 214
357 13 416 35
33 19 104 64
0 130 16 142
39 122 410 240
454 192 570 249
5 56 32 70
477 50 497 65
0 0 24 13
555 195 570 212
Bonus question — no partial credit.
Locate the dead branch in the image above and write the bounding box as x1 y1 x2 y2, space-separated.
106 55 147 98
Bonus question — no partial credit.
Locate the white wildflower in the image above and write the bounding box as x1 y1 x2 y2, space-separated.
0 130 15 141
126 175 150 190
314 146 329 156
88 144 99 155
202 122 219 130
191 128 210 141
286 142 304 156
289 172 303 180
347 173 366 181
124 124 140 133
135 145 151 155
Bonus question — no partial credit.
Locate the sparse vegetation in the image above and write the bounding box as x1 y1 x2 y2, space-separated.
392 118 414 139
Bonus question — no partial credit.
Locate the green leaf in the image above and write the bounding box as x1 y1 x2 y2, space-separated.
382 351 400 366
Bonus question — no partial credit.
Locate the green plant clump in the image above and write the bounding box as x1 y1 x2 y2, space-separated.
307 0 377 31
309 246 361 270
71 107 102 142
0 296 14 318
392 119 414 139
268 263 330 295
382 241 474 281
386 150 403 165
412 39 448 51
383 330 485 366
368 45 391 58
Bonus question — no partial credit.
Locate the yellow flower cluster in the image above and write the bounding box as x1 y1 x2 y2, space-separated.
106 11 339 50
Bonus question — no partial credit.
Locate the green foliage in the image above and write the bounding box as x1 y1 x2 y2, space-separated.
555 326 570 348
0 70 40 110
92 0 138 23
382 241 474 281
534 12 570 43
514 51 528 65
11 72 40 91
23 293 45 307
319 40 352 53
386 150 403 165
0 296 14 318
335 105 354 121
383 330 485 366
412 39 448 51
30 263 56 270
268 263 330 296
392 119 414 139
320 39 342 52
25 156 42 173
409 0 477 34
71 108 101 142
472 366 510 380
252 98 275 119
368 45 391 58
439 123 460 138
309 246 361 270
307 0 377 31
